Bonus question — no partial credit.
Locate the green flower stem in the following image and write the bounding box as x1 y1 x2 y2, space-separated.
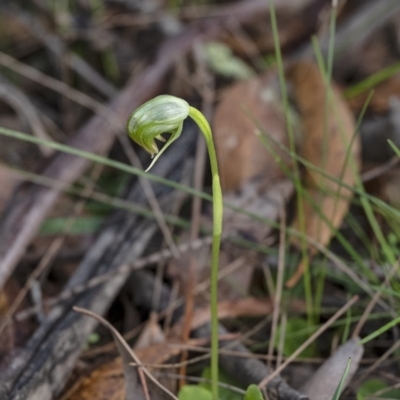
189 106 222 400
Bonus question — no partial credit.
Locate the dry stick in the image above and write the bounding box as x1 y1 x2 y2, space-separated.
73 307 179 400
138 367 151 400
361 156 400 182
267 205 286 368
100 0 314 28
129 335 240 371
0 163 104 337
258 295 359 389
115 134 181 258
0 52 180 260
0 81 53 156
153 166 195 327
82 256 248 360
352 259 400 338
0 52 118 121
6 5 117 97
225 18 264 70
12 235 214 323
178 134 204 387
163 317 272 374
1 164 170 227
133 341 262 381
276 313 287 368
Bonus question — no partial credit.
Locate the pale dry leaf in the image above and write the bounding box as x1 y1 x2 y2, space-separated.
223 178 294 242
213 72 289 192
134 313 166 350
213 72 294 244
285 61 361 287
300 337 364 400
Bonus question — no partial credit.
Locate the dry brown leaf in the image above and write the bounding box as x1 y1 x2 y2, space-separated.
213 72 294 243
171 297 306 337
286 61 361 287
60 358 125 400
134 313 166 350
213 72 289 192
171 297 272 337
64 308 180 400
61 340 186 400
222 178 294 242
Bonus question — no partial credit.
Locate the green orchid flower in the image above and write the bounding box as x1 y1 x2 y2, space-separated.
127 95 189 171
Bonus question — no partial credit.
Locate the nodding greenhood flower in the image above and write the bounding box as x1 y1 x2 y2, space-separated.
127 94 189 171
127 94 223 400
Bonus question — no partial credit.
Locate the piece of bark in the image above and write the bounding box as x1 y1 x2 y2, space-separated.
0 126 196 400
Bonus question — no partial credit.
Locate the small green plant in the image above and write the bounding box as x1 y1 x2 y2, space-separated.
244 385 264 400
357 378 400 399
178 382 263 400
127 94 223 400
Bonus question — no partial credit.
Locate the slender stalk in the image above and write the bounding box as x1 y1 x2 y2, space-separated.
189 106 222 400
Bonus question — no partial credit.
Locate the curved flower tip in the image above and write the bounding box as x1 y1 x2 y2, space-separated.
127 95 190 170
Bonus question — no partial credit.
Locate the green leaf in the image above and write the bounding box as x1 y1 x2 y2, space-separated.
178 385 213 400
200 367 242 400
389 140 400 158
276 317 316 358
204 41 255 80
357 378 400 400
39 216 104 236
244 385 264 400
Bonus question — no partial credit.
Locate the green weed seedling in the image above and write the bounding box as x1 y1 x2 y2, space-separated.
127 95 223 400
178 383 264 400
244 385 264 400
